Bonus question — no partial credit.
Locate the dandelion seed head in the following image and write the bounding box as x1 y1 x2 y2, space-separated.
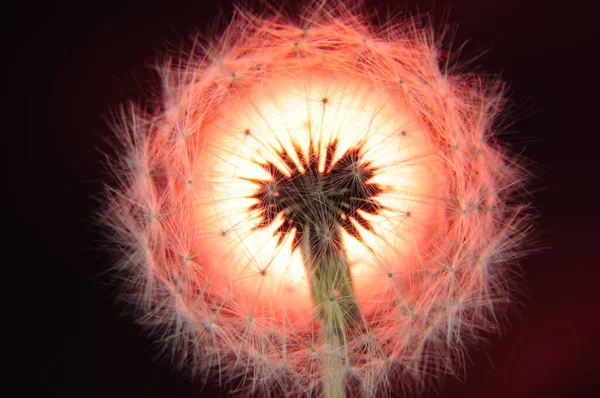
103 1 531 397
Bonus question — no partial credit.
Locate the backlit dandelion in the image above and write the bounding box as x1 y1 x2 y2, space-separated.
103 1 531 397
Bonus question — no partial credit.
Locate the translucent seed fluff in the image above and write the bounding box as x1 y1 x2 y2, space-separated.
103 1 531 397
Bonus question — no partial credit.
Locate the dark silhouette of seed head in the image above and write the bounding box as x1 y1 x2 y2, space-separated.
246 138 384 250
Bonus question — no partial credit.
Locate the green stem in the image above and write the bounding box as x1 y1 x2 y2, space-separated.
301 223 361 398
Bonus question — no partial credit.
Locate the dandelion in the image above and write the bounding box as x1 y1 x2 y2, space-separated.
103 1 531 397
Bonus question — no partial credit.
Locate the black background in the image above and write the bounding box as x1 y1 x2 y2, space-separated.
11 0 600 397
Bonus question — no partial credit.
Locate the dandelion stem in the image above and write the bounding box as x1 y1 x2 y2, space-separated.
301 221 361 398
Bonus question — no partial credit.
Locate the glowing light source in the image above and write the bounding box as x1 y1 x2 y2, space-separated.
186 71 445 322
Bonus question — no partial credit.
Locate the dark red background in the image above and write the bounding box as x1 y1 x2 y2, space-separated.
11 0 599 396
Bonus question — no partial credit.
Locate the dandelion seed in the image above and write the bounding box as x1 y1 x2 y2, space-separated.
103 1 532 397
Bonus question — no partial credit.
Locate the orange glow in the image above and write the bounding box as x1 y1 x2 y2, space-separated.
106 2 530 395
189 71 447 324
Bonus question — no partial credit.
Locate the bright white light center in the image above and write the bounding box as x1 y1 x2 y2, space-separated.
194 71 445 321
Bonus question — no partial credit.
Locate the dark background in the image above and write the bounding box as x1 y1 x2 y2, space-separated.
11 0 599 397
